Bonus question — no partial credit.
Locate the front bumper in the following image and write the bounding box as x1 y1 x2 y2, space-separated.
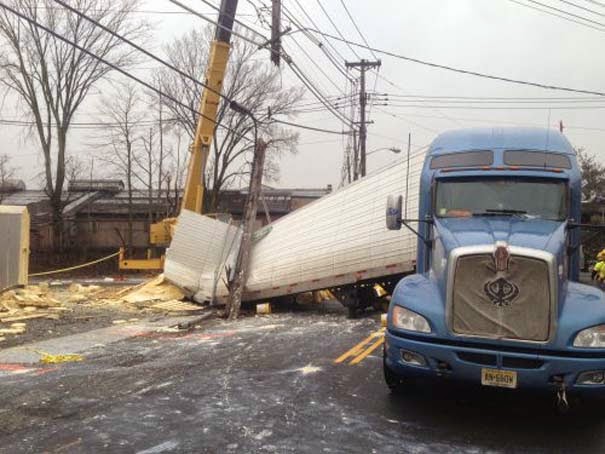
385 330 605 394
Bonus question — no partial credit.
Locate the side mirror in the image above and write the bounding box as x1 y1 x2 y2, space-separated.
386 195 403 231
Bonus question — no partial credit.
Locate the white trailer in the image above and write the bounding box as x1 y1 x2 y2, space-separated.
165 153 424 312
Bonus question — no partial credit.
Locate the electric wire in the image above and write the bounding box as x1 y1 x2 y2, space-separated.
0 1 254 143
245 0 355 127
386 104 605 110
556 0 605 17
52 0 231 104
290 0 348 63
521 0 605 27
291 27 605 97
168 0 353 133
584 0 605 7
57 0 348 136
508 0 605 32
281 3 354 82
167 0 269 48
338 0 378 60
196 0 268 38
315 0 361 59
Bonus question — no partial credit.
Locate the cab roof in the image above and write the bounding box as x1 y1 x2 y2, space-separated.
429 127 576 156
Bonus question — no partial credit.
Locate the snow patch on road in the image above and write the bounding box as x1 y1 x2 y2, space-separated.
136 440 179 453
297 364 322 375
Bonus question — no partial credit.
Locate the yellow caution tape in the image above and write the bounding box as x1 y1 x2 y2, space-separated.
29 251 120 277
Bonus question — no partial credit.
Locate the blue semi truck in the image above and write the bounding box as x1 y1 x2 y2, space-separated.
384 127 605 408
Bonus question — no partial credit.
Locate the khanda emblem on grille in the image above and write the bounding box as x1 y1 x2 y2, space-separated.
483 243 520 307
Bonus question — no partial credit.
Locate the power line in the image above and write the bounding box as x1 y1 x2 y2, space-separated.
53 0 347 136
52 0 230 104
0 1 253 143
166 0 352 135
508 0 605 32
196 0 268 39
375 110 605 133
584 0 605 8
293 27 605 97
373 107 440 134
285 57 356 127
280 20 347 95
522 0 605 27
167 0 269 49
244 0 355 127
371 72 464 127
271 118 350 135
290 0 348 63
0 117 177 129
387 103 605 110
338 0 378 60
556 0 605 18
315 0 361 59
384 93 605 101
277 0 355 82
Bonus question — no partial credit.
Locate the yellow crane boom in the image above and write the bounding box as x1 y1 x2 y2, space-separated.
119 0 240 270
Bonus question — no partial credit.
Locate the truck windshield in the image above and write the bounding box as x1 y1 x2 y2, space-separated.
435 179 567 220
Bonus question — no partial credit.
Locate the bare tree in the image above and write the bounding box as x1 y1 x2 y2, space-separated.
163 127 188 217
0 153 18 203
157 27 303 212
577 148 605 202
137 127 156 226
95 81 143 251
0 0 148 250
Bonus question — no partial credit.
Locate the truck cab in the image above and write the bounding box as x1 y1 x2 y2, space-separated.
384 127 605 404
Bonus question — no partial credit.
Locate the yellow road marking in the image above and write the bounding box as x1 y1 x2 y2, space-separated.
335 328 385 365
349 337 385 365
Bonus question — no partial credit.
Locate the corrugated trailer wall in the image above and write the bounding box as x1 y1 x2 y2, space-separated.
0 206 30 291
242 154 423 301
165 154 424 303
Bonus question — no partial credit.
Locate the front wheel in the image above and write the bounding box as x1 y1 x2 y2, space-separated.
383 356 406 394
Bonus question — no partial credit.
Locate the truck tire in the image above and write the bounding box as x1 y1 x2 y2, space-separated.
383 356 406 394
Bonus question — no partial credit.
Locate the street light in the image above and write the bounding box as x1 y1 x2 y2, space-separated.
356 147 402 178
366 147 402 157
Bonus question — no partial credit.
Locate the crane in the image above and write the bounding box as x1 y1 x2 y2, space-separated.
119 0 240 270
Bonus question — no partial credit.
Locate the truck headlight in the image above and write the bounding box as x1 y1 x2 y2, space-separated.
573 325 605 348
392 306 431 333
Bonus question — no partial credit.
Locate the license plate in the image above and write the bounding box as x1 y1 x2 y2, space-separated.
481 368 518 389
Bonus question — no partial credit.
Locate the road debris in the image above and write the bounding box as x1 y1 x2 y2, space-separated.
256 303 272 315
29 350 85 364
0 275 197 346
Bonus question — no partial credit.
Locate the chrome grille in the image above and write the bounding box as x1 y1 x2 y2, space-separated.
451 252 552 342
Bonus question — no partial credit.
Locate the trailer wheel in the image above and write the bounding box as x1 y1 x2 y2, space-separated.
383 356 406 394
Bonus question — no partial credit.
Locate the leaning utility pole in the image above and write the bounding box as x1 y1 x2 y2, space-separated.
346 59 381 178
227 138 268 320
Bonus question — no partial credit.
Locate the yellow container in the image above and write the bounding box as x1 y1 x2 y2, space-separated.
256 303 272 315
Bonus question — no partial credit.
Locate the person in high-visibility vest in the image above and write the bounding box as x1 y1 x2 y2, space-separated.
594 261 605 281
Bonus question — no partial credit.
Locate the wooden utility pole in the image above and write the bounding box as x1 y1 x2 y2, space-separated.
346 59 381 178
271 0 282 66
227 138 268 320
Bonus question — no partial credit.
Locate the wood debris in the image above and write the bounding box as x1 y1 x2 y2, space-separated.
121 275 185 304
0 274 193 342
151 300 204 312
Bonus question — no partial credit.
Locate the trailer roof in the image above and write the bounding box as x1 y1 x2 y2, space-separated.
429 127 575 155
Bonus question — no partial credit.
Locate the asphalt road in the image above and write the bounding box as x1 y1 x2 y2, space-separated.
1 305 605 454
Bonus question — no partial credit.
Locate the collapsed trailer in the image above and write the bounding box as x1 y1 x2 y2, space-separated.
164 153 424 315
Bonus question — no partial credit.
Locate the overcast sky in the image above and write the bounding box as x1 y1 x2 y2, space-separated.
2 0 604 191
